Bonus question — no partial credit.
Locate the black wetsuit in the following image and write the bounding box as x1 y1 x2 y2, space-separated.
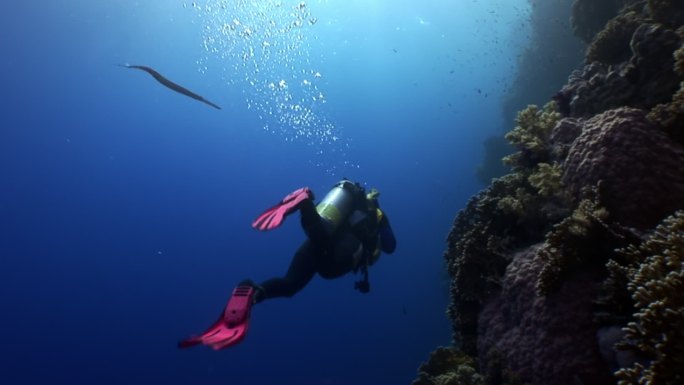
253 194 396 302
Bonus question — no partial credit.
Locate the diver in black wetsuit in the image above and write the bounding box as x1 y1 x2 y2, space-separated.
246 179 397 303
179 179 396 350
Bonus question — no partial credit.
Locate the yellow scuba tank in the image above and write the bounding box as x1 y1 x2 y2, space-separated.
315 179 362 234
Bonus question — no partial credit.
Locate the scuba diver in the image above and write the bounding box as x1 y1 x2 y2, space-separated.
179 179 396 350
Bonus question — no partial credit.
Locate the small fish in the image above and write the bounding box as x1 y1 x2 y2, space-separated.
119 64 221 110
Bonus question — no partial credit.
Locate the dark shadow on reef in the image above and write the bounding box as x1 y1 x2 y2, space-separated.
416 0 684 384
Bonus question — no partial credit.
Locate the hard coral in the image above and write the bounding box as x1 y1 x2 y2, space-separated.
613 211 684 385
554 63 635 118
412 347 483 385
571 0 622 43
647 0 684 27
527 162 563 197
563 107 684 229
503 102 561 171
628 23 683 108
534 187 634 296
478 244 614 385
445 173 559 355
647 82 684 144
586 11 643 65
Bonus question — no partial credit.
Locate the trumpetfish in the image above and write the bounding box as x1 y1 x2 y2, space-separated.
119 64 221 110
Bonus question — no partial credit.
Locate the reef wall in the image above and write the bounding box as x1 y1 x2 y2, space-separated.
477 0 584 185
416 1 684 384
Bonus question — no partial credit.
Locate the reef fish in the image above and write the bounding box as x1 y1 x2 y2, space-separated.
119 64 221 110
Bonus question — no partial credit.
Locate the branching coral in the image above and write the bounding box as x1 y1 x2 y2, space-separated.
413 347 484 385
536 186 638 295
503 102 561 171
536 188 609 295
611 211 684 385
528 163 563 197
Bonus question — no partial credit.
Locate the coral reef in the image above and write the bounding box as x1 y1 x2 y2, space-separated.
553 62 634 117
535 187 637 295
416 1 684 384
647 0 684 27
503 102 561 171
413 347 483 385
562 107 684 229
477 0 584 186
477 244 614 385
571 0 623 43
611 211 684 385
557 4 683 118
648 82 684 143
586 11 643 65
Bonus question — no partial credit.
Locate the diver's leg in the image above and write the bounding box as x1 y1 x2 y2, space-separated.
253 240 317 302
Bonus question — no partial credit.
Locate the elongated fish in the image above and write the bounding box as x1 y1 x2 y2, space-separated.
119 64 221 110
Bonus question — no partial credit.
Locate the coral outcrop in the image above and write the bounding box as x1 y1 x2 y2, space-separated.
415 1 684 384
571 0 623 44
562 107 684 229
413 347 483 385
477 0 584 185
586 11 643 65
478 245 613 385
558 3 684 117
608 211 684 385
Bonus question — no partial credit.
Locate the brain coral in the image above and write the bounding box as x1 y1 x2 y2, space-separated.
562 107 684 229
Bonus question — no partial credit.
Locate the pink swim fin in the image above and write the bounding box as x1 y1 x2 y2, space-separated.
179 286 255 350
251 187 312 231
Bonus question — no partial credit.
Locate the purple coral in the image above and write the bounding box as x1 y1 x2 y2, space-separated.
562 107 684 229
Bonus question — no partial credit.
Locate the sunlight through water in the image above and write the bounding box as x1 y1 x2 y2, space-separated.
186 0 356 173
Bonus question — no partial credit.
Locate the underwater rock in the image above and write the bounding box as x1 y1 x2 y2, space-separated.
477 244 613 385
563 107 684 229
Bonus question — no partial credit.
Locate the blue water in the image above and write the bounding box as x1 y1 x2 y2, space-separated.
0 1 531 384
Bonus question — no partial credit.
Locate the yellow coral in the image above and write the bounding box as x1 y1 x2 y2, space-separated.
504 102 561 171
528 162 563 197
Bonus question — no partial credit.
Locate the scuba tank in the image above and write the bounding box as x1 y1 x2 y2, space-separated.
315 179 364 234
